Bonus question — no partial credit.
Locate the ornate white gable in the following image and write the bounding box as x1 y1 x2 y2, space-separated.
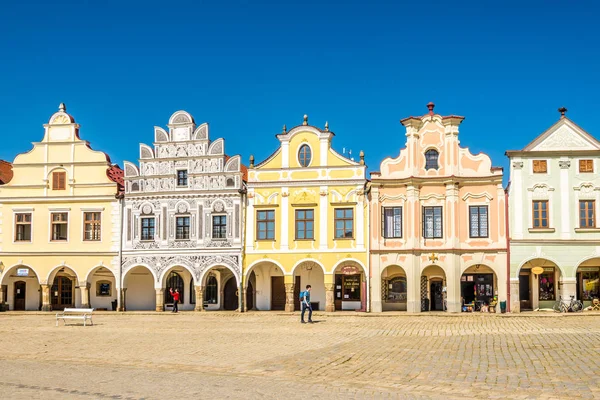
526 119 600 152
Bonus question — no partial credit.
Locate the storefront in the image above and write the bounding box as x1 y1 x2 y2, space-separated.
577 267 600 306
460 274 494 310
334 265 365 311
382 275 407 311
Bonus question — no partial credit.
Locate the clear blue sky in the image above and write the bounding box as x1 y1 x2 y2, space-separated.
1 0 599 184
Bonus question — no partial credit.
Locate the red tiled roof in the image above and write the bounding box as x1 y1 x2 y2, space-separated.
107 164 124 195
0 160 13 184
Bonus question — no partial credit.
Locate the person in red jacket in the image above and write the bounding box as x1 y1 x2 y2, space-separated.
169 287 180 313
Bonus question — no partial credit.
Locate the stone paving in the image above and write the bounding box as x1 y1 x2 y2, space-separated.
1 312 600 399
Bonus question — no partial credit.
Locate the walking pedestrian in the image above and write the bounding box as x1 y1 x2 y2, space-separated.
170 287 180 313
300 285 313 324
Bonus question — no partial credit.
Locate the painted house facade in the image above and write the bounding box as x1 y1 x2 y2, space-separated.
0 104 123 311
244 116 368 312
122 111 245 311
370 103 507 313
507 108 600 312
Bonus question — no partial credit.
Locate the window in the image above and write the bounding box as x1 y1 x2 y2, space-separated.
469 206 489 238
256 210 275 240
205 275 218 304
295 209 314 240
580 200 596 228
336 273 361 301
141 217 155 241
96 281 112 297
52 171 66 190
165 272 184 304
51 212 68 241
532 200 549 228
15 213 32 241
533 160 547 173
84 212 101 241
382 207 402 238
580 159 594 173
539 270 555 301
177 170 188 187
386 276 407 303
579 271 600 301
425 149 439 170
298 144 312 167
423 206 443 238
334 208 354 239
212 215 227 239
226 178 234 187
176 216 190 239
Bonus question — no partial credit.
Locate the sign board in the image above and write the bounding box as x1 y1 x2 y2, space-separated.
341 266 358 275
579 267 600 272
17 268 29 277
531 267 544 275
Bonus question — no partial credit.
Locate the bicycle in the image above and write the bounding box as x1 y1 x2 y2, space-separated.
552 295 583 313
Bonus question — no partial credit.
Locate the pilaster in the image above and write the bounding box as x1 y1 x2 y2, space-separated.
41 284 51 311
155 288 164 312
510 279 520 313
325 283 335 312
194 286 204 311
284 283 294 312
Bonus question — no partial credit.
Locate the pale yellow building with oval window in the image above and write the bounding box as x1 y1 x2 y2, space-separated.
0 104 123 311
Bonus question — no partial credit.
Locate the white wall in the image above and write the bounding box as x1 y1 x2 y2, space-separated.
89 270 117 310
3 275 40 311
125 267 155 310
251 263 283 310
295 266 325 311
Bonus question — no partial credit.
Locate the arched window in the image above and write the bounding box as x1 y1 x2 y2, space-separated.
226 178 234 187
165 272 184 303
298 144 312 167
131 182 140 192
425 149 439 170
205 274 218 304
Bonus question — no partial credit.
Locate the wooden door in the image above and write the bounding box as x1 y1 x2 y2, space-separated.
271 276 285 310
294 275 301 311
13 281 26 311
223 278 238 310
430 281 443 311
519 274 532 310
51 276 74 310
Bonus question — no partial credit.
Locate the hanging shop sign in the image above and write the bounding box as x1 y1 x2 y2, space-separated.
16 268 29 277
531 267 544 275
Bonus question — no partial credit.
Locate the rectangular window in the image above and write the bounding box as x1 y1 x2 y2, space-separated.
423 206 443 238
295 209 314 240
539 270 555 301
579 159 594 173
579 271 600 301
533 160 547 173
212 215 227 239
52 171 66 190
177 170 188 187
580 200 596 228
382 207 402 238
176 216 190 239
469 206 489 238
532 200 549 228
83 212 101 241
256 210 275 240
334 208 354 239
15 213 32 241
141 217 155 241
51 212 68 241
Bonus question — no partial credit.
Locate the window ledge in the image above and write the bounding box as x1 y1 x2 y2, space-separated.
528 228 555 233
575 228 600 233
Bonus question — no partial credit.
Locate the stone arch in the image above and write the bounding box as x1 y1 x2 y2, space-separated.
381 264 408 312
199 263 240 288
1 263 42 285
516 257 563 277
122 264 158 287
331 258 366 275
420 263 448 277
85 265 117 310
244 259 285 287
461 261 502 277
47 264 79 285
174 200 191 215
291 259 326 276
122 264 156 311
0 264 42 311
159 263 197 287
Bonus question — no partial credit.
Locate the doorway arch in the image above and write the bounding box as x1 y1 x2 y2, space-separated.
223 277 238 311
421 265 446 312
0 265 41 311
381 265 408 311
123 265 156 311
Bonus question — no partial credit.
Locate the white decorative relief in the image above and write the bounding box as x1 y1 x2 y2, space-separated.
534 125 594 151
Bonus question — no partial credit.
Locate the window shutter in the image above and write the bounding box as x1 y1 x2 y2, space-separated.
381 207 385 238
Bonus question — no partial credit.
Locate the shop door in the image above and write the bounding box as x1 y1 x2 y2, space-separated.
519 274 532 310
271 276 286 310
51 276 74 310
294 275 301 311
246 281 254 311
223 278 238 310
430 281 444 311
13 281 26 311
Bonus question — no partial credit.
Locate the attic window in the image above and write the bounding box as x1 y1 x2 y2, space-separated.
298 144 312 167
52 171 66 190
580 159 594 173
533 160 547 173
425 149 439 170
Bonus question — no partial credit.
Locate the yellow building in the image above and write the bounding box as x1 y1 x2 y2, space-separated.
0 104 123 311
244 116 368 312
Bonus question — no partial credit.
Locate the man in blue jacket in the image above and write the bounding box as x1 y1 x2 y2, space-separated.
300 285 313 324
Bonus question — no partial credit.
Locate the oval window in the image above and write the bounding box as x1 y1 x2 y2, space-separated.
298 144 312 167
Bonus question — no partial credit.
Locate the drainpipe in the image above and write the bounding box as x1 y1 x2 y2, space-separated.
364 181 371 312
239 184 247 312
117 193 124 312
504 183 511 313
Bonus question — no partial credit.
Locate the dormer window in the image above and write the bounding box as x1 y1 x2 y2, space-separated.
425 149 439 170
298 144 311 167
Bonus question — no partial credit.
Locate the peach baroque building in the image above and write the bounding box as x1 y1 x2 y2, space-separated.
369 103 507 313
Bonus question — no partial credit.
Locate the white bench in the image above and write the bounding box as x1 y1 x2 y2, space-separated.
55 308 94 326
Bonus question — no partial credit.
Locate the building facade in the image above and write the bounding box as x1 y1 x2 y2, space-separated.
0 104 123 311
122 111 245 311
244 116 368 312
370 103 507 313
507 108 600 312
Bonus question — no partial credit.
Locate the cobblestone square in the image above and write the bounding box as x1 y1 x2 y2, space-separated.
1 312 599 399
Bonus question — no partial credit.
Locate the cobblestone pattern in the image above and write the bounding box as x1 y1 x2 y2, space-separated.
1 312 600 399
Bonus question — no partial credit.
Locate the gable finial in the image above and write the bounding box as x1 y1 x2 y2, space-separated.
359 150 365 165
558 107 567 119
282 124 287 134
427 102 435 115
59 103 66 112
249 155 255 168
324 121 329 132
303 114 308 126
